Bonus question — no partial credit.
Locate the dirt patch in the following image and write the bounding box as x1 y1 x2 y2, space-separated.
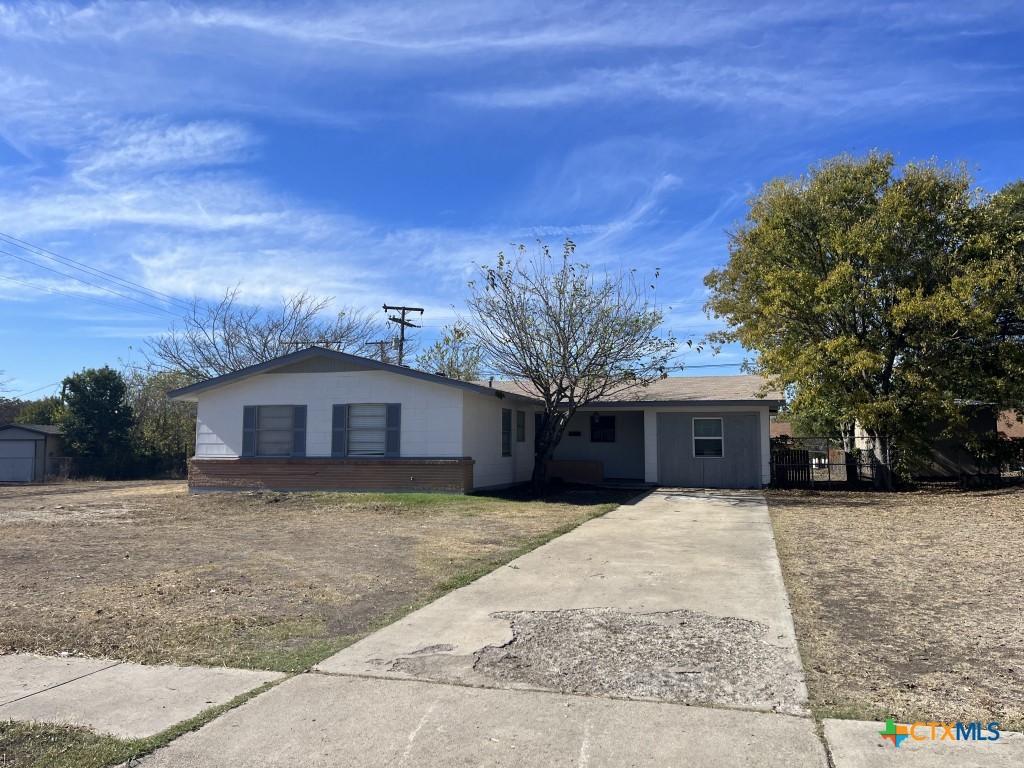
0 481 632 672
767 486 1024 731
394 607 805 713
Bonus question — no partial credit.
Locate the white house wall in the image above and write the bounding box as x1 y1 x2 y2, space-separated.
194 371 465 459
461 392 535 489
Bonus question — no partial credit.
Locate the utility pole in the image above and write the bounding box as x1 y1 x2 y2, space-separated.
383 304 424 366
363 339 395 364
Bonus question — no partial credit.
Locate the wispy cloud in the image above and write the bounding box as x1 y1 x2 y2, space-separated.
1 0 1022 392
448 58 1020 116
71 120 258 182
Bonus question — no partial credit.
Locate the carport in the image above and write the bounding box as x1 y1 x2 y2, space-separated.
0 424 63 483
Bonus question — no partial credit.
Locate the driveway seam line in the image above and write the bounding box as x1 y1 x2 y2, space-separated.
0 660 123 708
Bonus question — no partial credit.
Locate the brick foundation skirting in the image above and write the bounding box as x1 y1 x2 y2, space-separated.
188 457 475 493
546 459 604 485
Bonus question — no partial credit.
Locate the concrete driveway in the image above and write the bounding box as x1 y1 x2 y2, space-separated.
140 490 827 767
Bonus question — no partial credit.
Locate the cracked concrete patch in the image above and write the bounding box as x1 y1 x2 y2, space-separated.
396 607 806 714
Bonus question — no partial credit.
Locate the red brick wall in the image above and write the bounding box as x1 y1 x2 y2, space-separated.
189 458 474 493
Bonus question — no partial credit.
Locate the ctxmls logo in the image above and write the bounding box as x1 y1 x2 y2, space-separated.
879 718 1000 747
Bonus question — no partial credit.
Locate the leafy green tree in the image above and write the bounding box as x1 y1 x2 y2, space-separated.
59 367 134 478
416 321 484 381
704 152 1024 487
124 367 197 476
0 398 21 424
15 396 63 426
466 239 676 492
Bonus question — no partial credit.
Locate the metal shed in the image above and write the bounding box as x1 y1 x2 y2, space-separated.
0 424 63 483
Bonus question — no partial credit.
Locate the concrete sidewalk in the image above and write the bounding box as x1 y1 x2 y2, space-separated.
0 653 283 739
139 490 827 766
824 719 1024 768
139 673 823 768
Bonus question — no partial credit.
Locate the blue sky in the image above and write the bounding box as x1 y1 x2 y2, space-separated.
1 1 1023 397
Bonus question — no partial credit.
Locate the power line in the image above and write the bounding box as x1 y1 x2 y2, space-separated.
0 273 174 321
0 248 181 318
8 380 63 398
363 339 397 364
0 231 194 312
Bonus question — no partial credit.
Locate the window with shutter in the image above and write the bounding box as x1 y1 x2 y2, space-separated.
348 404 388 456
256 405 294 457
245 405 306 457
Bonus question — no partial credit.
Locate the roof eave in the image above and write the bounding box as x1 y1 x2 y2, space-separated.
166 347 540 403
582 399 785 409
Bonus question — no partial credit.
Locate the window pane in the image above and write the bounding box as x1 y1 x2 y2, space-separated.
516 410 526 442
257 431 293 456
348 404 387 456
256 405 293 456
348 432 386 455
591 415 615 443
502 409 512 456
694 438 723 457
694 419 723 437
349 404 386 429
258 405 293 430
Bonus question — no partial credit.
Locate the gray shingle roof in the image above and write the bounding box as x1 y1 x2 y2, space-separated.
0 423 63 435
476 375 783 406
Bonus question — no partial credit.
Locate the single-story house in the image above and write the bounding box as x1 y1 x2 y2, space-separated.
0 424 64 483
168 347 783 493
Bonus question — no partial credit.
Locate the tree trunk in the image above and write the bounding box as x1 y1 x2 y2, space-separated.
868 431 894 491
841 423 860 486
531 410 570 494
530 444 556 494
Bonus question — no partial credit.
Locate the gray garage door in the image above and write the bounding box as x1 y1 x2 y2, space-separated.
0 441 35 482
657 413 761 489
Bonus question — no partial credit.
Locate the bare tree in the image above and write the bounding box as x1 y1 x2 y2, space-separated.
466 239 677 491
145 287 385 382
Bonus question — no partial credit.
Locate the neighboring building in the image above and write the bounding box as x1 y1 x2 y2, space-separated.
169 347 783 493
998 411 1024 440
0 424 63 483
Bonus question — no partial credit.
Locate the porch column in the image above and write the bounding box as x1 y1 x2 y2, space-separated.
644 410 658 483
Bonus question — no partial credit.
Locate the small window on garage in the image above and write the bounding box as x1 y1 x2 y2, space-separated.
590 414 616 443
516 410 526 442
693 417 724 458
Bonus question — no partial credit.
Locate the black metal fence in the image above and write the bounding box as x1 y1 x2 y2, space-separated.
771 436 1024 490
770 437 889 489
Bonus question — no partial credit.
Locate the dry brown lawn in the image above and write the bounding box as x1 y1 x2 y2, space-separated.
768 486 1024 731
0 481 633 672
